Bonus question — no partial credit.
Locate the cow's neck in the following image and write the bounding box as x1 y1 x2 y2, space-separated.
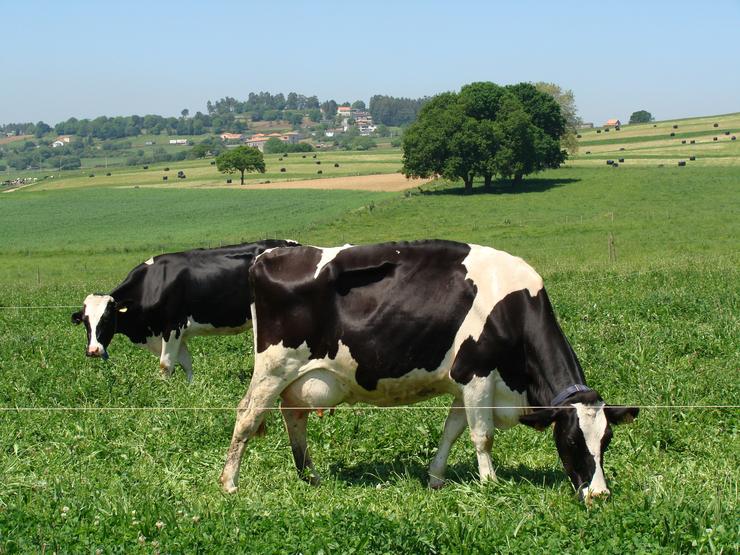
523 290 587 407
110 275 148 344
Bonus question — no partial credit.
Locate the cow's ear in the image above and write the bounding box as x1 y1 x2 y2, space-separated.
71 310 83 324
604 405 639 425
520 408 558 431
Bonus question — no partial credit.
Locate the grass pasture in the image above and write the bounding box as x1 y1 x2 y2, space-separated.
0 118 739 552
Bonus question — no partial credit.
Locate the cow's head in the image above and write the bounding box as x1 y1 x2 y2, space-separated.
520 390 638 502
71 294 129 359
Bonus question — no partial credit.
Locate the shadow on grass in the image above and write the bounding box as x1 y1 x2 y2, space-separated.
422 177 580 196
329 459 566 488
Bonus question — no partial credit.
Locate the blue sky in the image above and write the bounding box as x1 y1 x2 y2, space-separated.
2 0 738 125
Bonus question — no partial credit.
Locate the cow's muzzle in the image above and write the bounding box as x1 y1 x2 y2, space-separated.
86 348 109 360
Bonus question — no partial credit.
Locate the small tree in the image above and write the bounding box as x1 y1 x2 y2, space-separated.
216 146 265 184
629 110 653 124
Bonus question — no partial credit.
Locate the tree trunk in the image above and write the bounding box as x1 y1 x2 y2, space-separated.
484 174 493 188
463 175 473 194
240 170 245 185
513 172 523 185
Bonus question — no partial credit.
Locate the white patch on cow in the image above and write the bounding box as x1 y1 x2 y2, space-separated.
184 316 249 337
491 370 530 428
314 244 352 278
144 257 155 265
457 245 544 344
83 294 114 353
574 402 610 496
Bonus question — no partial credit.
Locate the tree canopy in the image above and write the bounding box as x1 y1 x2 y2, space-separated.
402 82 567 193
216 146 265 185
629 110 654 124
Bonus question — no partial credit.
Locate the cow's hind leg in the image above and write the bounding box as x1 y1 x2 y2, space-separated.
178 341 193 382
463 375 497 483
428 396 467 489
220 375 285 493
280 401 320 485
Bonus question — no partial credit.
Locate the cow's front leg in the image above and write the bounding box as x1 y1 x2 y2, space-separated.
463 375 497 483
428 396 467 489
159 333 182 378
280 401 320 485
178 341 193 382
220 375 285 493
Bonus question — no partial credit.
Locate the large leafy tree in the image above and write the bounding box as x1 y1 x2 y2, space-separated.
402 81 568 192
535 82 582 153
216 146 265 185
629 110 653 124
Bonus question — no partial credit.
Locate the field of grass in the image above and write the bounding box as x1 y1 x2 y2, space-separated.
0 116 738 552
571 112 740 167
10 148 402 192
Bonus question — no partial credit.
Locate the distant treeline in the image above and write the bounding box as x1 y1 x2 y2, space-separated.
1 91 429 138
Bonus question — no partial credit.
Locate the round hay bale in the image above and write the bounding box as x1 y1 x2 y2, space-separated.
312 154 317 158
576 134 582 138
89 174 94 178
316 161 321 165
619 147 625 151
164 167 169 171
732 136 737 141
612 162 619 168
284 153 289 157
689 156 696 161
302 155 306 158
334 163 339 167
713 137 718 141
280 167 286 172
106 172 111 176
163 176 168 181
615 126 620 131
226 179 232 183
143 165 148 169
673 125 678 129
210 161 216 165
670 132 675 137
606 160 614 165
713 123 719 127
597 130 602 134
681 140 686 144
604 128 610 132
317 170 323 174
619 158 625 162
725 131 730 135
690 140 695 144
585 151 591 154
678 160 686 167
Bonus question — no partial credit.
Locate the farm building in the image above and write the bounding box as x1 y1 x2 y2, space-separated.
51 135 72 148
169 139 188 145
246 132 302 151
220 133 244 141
604 119 621 128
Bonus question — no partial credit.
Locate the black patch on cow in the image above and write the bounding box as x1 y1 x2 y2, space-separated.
253 240 476 391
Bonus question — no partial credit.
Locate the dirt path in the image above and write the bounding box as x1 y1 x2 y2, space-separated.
210 173 431 192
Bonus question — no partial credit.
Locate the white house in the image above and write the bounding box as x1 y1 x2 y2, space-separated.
51 135 72 148
169 139 188 145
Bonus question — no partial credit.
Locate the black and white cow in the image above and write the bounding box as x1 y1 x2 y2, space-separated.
220 240 638 500
71 240 299 381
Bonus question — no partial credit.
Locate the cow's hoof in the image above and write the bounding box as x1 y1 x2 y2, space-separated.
429 478 446 490
308 475 321 487
219 475 238 494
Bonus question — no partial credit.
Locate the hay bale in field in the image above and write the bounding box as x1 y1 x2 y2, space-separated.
89 174 94 178
210 161 215 165
670 132 675 137
278 157 282 161
678 160 686 167
612 162 619 167
606 160 614 165
714 123 719 127
226 179 232 183
163 176 168 181
302 155 306 158
334 163 339 167
689 156 696 161
732 136 737 141
673 125 678 129
284 153 288 157
316 161 321 165
585 151 591 154
725 131 730 135
597 129 601 134
576 134 582 138
619 147 625 151
619 158 625 162
312 154 317 158
615 126 620 131
653 124 657 127
713 137 718 141
143 165 148 169
164 167 169 171
280 167 286 172
690 140 695 144
317 170 322 174
681 140 686 144
106 172 111 176
604 128 610 132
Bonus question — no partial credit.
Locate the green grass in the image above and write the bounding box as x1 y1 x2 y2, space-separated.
0 137 739 550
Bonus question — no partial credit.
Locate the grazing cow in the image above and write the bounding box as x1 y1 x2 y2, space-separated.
220 240 638 501
71 240 299 381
